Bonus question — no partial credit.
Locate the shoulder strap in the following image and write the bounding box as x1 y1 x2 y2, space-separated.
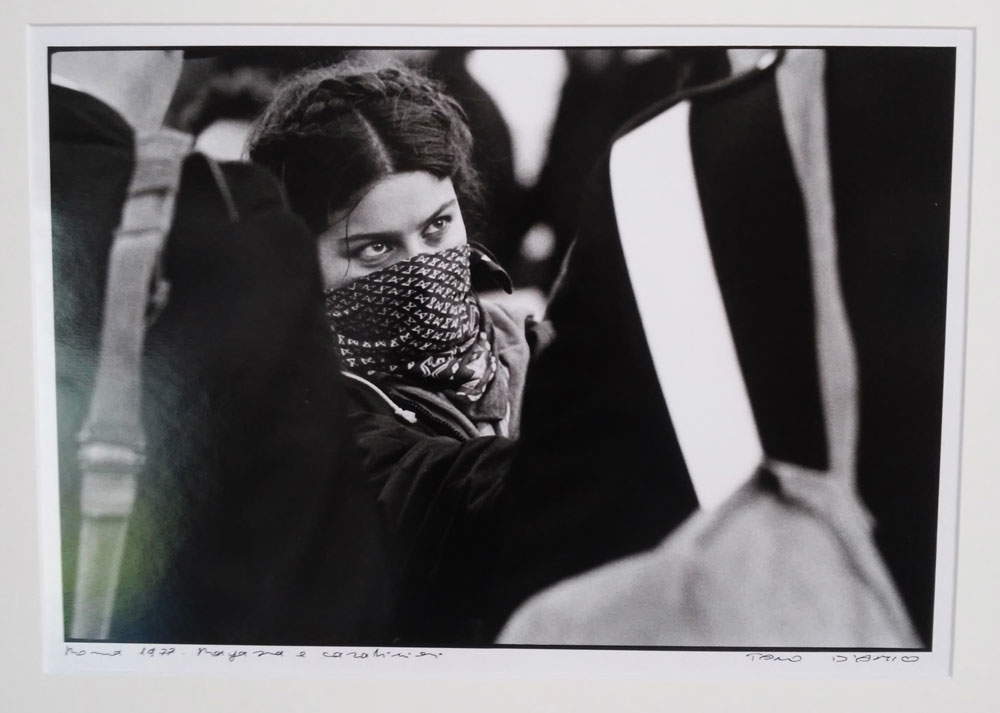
69 128 193 640
610 49 862 506
771 49 859 485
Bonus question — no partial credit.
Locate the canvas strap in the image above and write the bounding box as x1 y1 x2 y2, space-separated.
769 49 860 486
69 128 193 640
611 49 862 503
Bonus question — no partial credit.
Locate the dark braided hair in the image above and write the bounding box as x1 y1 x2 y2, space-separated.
248 60 483 235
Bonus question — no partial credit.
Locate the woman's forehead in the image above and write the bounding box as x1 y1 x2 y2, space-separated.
330 172 457 235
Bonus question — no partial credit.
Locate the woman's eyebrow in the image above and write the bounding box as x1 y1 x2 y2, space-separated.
338 199 457 244
420 199 458 230
337 230 397 244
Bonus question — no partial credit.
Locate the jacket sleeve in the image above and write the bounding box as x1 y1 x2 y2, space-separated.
348 404 520 643
486 156 700 637
351 409 516 574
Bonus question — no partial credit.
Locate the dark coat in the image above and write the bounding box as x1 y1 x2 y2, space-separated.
340 301 535 645
498 49 927 648
489 47 954 645
51 84 394 645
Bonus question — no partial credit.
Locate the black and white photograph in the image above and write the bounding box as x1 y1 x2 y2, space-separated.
27 25 972 677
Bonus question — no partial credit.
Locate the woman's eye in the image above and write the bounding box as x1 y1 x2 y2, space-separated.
425 215 452 237
358 241 391 261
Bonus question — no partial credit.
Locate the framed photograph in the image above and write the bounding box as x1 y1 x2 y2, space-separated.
27 23 972 681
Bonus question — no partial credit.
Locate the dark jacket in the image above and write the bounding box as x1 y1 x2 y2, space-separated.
341 301 536 644
51 84 394 645
490 47 954 646
498 49 924 648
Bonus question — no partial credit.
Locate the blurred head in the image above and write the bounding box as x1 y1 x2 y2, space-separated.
247 62 482 289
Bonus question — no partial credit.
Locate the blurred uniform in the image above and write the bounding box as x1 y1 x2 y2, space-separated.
492 47 954 646
51 82 393 644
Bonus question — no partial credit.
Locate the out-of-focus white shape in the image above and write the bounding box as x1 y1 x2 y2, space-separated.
609 101 762 511
466 49 568 187
195 119 252 162
727 48 781 75
519 222 557 262
622 48 665 64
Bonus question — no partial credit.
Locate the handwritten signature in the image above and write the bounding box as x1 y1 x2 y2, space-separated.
745 652 921 664
745 653 803 663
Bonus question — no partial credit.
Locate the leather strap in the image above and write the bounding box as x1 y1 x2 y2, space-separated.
69 128 193 640
773 49 860 486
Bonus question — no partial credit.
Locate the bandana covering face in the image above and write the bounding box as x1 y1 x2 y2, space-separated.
323 244 499 406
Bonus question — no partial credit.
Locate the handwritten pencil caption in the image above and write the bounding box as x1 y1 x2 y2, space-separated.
65 645 443 662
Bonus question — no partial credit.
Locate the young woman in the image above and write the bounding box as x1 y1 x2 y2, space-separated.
248 62 543 644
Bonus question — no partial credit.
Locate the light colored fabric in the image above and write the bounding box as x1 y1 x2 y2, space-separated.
71 128 193 640
610 97 761 510
388 300 534 439
775 49 859 483
498 468 919 646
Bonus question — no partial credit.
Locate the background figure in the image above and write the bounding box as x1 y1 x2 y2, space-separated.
181 67 275 160
51 49 393 644
528 48 729 289
166 48 352 159
428 49 529 279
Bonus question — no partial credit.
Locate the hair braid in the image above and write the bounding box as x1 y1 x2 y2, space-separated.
248 62 480 235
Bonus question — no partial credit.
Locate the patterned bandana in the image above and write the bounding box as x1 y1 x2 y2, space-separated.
323 244 499 405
